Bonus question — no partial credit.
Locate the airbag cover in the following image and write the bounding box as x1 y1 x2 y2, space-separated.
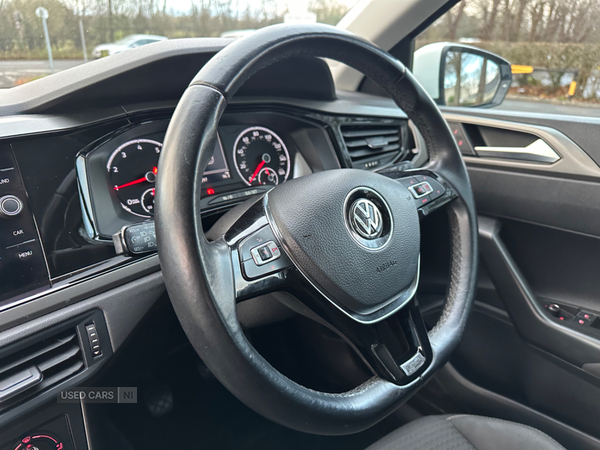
267 169 420 320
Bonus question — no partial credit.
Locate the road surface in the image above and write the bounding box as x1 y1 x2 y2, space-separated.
496 99 600 118
0 60 85 88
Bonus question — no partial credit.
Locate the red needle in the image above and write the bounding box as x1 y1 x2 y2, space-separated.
248 160 265 184
114 177 147 191
114 167 157 191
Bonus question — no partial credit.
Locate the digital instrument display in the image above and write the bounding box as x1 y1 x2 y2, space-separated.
202 136 231 184
107 135 230 218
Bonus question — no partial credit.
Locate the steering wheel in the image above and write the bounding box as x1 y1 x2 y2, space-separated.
155 24 478 435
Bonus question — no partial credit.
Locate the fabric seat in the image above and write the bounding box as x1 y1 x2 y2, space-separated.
367 414 565 450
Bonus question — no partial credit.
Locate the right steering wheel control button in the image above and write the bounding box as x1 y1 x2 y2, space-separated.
409 182 433 199
414 175 446 200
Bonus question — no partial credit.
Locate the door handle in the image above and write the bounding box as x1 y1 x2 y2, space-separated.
474 139 560 163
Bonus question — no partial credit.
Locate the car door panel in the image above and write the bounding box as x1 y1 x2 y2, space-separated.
414 107 600 446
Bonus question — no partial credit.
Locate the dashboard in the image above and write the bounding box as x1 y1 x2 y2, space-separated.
0 41 429 446
76 111 328 239
0 102 414 313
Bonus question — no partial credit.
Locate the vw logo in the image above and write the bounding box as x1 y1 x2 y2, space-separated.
349 198 383 239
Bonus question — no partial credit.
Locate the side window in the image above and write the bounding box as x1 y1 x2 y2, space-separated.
414 0 600 117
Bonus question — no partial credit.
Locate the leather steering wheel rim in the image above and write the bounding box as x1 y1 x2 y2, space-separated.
156 24 478 435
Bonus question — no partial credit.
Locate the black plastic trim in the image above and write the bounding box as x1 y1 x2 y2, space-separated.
0 310 110 428
0 255 159 333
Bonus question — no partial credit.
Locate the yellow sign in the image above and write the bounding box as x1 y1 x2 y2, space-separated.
568 81 577 97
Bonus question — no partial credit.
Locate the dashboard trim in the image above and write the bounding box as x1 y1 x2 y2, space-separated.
0 254 159 333
443 113 600 180
0 109 129 141
0 95 410 143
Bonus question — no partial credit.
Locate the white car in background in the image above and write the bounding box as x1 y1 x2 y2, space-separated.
92 34 168 58
219 29 256 39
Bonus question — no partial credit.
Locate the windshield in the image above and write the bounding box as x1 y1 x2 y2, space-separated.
0 0 356 88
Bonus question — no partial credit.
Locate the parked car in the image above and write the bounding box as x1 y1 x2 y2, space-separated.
92 34 167 58
220 29 256 39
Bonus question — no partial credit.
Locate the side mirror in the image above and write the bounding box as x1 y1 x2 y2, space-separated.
413 43 512 108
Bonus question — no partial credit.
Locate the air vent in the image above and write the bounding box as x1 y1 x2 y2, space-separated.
341 123 405 164
0 328 84 408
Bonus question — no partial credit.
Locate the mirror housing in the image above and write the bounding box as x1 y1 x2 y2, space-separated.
413 42 512 108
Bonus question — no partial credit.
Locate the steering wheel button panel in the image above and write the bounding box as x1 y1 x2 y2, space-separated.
414 175 446 200
397 176 419 188
238 225 279 262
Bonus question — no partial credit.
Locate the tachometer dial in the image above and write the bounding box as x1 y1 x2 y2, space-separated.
141 188 156 214
233 127 290 186
257 167 279 186
107 139 161 218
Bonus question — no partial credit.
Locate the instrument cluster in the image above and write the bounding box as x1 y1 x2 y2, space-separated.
77 111 336 239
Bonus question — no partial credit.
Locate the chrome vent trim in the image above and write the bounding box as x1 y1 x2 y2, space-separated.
341 123 403 160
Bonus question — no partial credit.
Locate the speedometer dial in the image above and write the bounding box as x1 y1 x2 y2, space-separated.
107 139 161 218
233 127 290 186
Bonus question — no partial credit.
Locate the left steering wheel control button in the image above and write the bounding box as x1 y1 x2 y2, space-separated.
0 195 23 217
239 226 292 279
251 241 281 266
243 251 292 280
239 225 279 262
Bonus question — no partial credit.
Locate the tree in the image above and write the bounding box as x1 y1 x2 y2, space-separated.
446 0 467 40
309 0 350 25
478 0 503 40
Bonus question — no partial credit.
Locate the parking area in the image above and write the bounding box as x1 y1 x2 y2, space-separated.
0 60 84 88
